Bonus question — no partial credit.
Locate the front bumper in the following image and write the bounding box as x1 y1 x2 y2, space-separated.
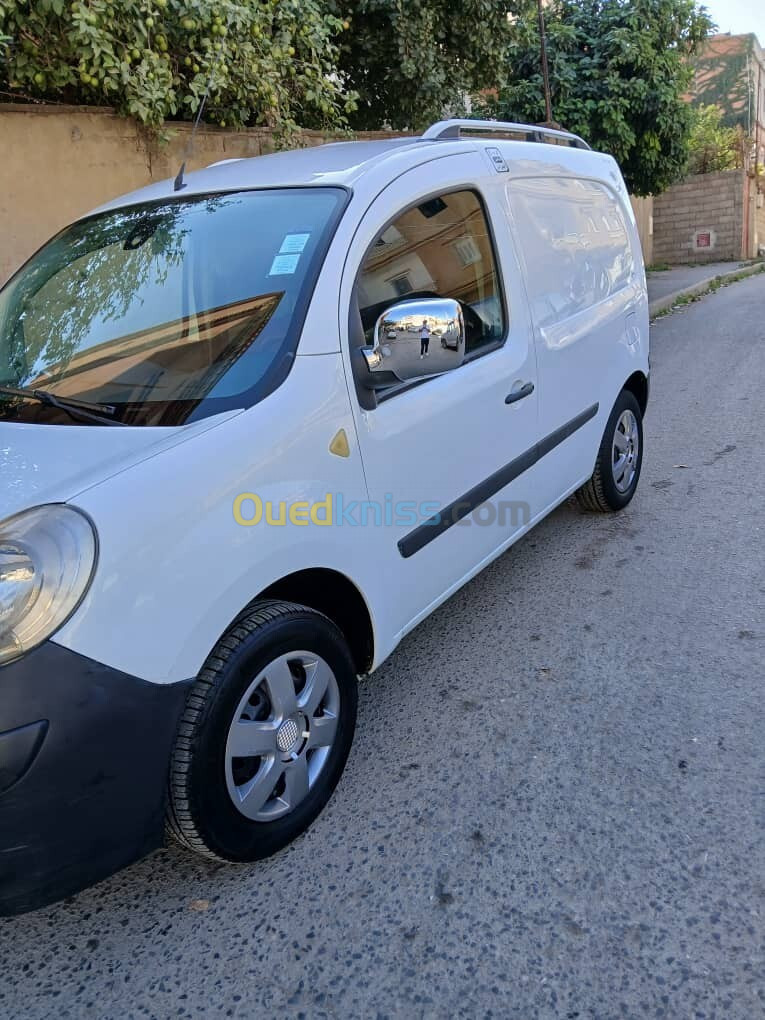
0 641 191 916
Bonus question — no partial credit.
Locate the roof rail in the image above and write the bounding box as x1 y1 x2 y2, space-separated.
421 118 591 151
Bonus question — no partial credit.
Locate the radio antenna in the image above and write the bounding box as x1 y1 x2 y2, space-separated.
174 17 231 192
174 79 212 192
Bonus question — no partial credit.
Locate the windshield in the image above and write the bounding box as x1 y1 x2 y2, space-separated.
0 187 346 426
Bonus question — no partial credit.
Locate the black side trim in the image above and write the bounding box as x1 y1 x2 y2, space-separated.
537 402 599 458
398 403 598 559
399 447 538 559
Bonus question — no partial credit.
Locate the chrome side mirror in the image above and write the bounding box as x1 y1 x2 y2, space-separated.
361 298 465 385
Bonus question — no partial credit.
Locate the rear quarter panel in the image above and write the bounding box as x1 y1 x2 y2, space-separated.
502 159 648 511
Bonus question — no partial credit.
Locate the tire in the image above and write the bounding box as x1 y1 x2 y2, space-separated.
166 600 358 863
576 389 643 513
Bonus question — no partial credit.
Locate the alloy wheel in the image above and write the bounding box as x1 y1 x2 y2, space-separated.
612 408 640 493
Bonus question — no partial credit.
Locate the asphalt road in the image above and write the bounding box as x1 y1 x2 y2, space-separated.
2 276 764 1019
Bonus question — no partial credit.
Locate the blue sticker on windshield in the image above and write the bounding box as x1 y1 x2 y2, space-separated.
269 253 301 276
279 233 310 255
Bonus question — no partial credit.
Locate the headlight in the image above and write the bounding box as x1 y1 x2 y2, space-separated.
0 505 97 666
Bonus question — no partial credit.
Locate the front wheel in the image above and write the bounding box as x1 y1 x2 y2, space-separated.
167 600 358 862
576 389 643 512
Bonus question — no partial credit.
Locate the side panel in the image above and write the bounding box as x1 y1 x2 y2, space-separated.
504 171 649 510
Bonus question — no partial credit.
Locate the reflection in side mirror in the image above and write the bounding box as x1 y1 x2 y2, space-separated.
361 297 465 386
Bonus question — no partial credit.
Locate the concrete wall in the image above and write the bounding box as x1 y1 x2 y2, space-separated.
652 170 747 264
0 104 404 284
0 103 663 282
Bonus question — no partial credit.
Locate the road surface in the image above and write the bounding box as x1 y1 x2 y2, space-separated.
1 275 763 1019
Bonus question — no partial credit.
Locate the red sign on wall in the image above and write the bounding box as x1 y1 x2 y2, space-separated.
696 232 711 248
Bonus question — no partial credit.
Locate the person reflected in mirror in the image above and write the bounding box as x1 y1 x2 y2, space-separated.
420 319 431 358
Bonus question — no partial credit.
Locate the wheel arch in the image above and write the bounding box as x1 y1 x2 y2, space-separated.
623 370 648 417
253 568 375 675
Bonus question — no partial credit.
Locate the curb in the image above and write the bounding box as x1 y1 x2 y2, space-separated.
648 262 765 318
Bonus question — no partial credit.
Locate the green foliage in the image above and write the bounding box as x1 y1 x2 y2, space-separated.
690 35 755 128
475 0 713 196
687 104 745 174
0 0 357 137
333 0 523 131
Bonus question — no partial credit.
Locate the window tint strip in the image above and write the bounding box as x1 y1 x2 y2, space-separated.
398 402 599 559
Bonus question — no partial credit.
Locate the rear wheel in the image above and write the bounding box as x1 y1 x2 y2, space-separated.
576 389 643 512
167 600 357 862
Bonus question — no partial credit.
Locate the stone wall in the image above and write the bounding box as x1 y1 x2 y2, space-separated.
652 170 747 264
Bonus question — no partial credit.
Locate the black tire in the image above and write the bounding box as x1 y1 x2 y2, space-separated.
166 600 358 863
576 389 643 513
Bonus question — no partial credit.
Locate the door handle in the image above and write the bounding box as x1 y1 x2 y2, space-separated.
505 382 535 404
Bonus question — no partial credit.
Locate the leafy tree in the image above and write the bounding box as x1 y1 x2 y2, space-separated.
0 0 356 136
686 104 746 174
475 0 713 195
334 0 522 131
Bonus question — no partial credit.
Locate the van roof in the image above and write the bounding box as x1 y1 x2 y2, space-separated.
91 122 617 216
92 137 429 213
193 137 424 187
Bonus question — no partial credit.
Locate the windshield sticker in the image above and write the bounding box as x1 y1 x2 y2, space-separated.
269 253 301 276
279 233 311 255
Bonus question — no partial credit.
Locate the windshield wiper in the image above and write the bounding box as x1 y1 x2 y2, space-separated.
0 385 128 427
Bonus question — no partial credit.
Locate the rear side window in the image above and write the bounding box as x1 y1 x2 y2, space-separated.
357 189 505 357
507 177 633 329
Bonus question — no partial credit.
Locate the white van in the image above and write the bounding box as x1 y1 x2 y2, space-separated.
0 120 648 914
